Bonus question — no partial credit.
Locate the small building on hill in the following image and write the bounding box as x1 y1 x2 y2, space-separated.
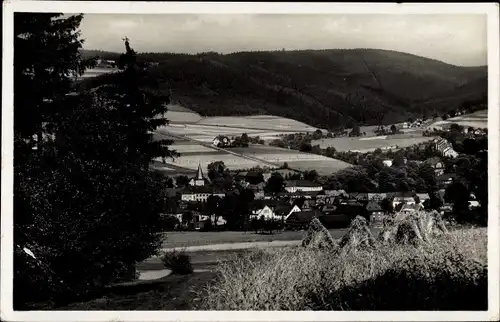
213 135 231 147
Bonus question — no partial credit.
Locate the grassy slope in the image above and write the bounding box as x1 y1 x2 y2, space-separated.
81 48 487 130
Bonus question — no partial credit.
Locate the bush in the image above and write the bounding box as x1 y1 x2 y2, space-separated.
161 250 194 275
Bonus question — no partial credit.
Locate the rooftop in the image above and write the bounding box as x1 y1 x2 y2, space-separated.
284 180 321 187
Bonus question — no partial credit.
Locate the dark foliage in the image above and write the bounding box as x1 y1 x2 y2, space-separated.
81 48 487 130
14 13 174 308
161 251 194 275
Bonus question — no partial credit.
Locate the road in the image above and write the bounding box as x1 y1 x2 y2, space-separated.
159 239 302 253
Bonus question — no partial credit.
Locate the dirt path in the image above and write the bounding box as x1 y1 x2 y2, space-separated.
159 239 302 253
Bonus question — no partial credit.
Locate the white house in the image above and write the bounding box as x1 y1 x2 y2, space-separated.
392 195 416 209
250 205 281 220
181 188 225 203
468 201 480 209
382 159 393 167
284 180 323 193
442 147 459 158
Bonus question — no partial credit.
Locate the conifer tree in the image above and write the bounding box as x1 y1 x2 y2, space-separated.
14 14 174 308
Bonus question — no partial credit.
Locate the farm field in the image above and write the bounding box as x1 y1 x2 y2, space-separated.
311 134 437 152
230 145 352 174
153 124 353 175
428 110 488 129
154 154 269 171
196 115 321 132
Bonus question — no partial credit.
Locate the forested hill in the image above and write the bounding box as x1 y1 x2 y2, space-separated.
80 48 487 129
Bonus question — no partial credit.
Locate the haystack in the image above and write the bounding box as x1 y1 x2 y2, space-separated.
301 218 337 250
338 216 376 250
378 210 448 245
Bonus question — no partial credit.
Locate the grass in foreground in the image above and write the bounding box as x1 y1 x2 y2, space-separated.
200 228 487 310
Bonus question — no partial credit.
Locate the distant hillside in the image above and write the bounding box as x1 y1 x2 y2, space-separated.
80 48 487 129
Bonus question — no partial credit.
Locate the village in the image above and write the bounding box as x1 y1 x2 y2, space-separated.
160 135 481 232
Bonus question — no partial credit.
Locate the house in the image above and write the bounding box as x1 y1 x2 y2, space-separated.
391 192 416 208
416 193 430 205
382 159 393 167
366 201 384 217
248 182 265 193
425 157 445 176
279 205 302 220
437 173 457 188
181 187 225 203
188 164 209 187
468 200 480 209
367 193 387 202
349 193 369 202
285 210 322 230
250 205 279 220
289 190 321 199
213 135 231 147
300 199 315 210
402 122 409 129
284 180 323 193
399 203 423 214
442 146 459 158
324 190 348 198
440 203 453 215
433 138 459 158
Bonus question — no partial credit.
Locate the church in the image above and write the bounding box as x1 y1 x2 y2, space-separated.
188 164 210 187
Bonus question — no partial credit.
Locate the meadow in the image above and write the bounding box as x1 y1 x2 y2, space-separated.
160 228 353 249
428 110 488 130
312 134 436 152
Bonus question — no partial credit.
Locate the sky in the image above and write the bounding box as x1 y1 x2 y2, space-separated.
80 14 487 66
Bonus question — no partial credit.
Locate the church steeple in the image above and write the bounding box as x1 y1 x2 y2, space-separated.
196 163 205 180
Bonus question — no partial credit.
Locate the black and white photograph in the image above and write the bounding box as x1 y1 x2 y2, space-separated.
1 1 499 321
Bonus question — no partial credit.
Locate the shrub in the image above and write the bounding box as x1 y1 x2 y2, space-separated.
161 250 194 275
